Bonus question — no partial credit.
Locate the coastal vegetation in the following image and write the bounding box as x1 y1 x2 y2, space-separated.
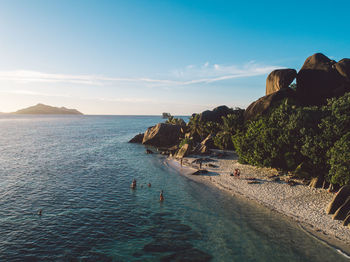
233 92 350 187
130 53 350 189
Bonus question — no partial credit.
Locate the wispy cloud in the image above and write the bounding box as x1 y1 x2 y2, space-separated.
0 70 174 86
0 61 281 87
171 61 280 84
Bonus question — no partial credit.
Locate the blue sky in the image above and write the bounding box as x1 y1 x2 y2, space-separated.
0 0 349 114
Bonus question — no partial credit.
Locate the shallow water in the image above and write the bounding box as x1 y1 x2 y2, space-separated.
0 115 348 261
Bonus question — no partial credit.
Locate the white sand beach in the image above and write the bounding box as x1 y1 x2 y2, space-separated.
166 152 350 256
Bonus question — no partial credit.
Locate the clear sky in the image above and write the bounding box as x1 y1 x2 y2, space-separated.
0 0 349 115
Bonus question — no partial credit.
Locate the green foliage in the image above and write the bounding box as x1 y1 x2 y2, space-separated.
179 137 193 148
187 114 205 141
165 116 186 126
328 132 350 186
214 110 244 150
202 121 220 139
233 99 322 172
233 92 350 185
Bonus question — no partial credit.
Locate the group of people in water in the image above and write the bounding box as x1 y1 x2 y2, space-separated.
130 178 164 201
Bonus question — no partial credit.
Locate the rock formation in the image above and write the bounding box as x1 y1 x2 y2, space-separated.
142 123 182 148
296 53 350 105
308 176 324 189
175 143 190 159
128 133 144 143
199 105 234 123
326 185 350 214
332 196 350 221
193 134 215 155
266 69 297 95
244 88 296 121
335 58 350 83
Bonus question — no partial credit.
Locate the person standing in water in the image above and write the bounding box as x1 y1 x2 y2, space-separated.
131 179 137 189
159 190 164 201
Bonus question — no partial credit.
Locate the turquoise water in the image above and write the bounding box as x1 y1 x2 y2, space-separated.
0 115 348 262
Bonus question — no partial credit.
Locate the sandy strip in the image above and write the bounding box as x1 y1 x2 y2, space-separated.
165 153 350 256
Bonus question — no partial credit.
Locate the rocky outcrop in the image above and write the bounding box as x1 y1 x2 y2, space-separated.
332 196 350 220
296 53 350 105
326 185 350 214
146 149 154 154
266 69 297 95
128 133 144 143
175 143 190 159
335 59 350 83
343 214 350 226
308 176 324 189
244 88 296 121
193 134 215 155
142 123 182 148
199 105 234 123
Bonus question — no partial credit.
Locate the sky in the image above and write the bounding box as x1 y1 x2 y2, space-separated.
0 0 349 115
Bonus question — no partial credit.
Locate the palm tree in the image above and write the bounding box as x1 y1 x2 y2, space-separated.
188 114 204 141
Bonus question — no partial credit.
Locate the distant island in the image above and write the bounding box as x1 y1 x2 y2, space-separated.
12 103 83 115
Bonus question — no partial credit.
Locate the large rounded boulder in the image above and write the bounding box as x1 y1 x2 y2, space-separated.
326 185 350 214
244 88 296 121
335 58 350 83
266 69 297 95
142 123 182 148
128 133 144 143
296 53 345 105
175 143 190 159
193 134 215 155
199 105 234 123
332 196 350 221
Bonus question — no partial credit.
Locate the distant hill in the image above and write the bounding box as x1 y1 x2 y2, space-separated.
14 103 83 115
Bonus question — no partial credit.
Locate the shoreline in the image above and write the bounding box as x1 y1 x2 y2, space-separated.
164 153 350 257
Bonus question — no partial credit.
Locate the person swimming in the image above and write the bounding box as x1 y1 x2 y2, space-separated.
131 179 137 189
148 183 151 187
38 209 42 216
159 190 164 201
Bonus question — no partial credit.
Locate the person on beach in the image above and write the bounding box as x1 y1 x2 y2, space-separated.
160 190 164 201
234 168 240 178
131 179 137 189
199 160 202 169
180 158 183 166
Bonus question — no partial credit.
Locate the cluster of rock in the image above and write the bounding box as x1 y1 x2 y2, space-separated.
199 105 234 123
326 186 350 227
244 53 350 121
128 106 233 157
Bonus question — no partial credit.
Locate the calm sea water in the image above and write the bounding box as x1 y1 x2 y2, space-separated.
0 115 348 262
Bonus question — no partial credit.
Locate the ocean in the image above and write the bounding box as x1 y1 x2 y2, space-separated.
0 115 347 262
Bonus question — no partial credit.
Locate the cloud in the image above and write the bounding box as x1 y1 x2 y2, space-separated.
0 70 175 86
172 61 281 84
0 61 281 87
